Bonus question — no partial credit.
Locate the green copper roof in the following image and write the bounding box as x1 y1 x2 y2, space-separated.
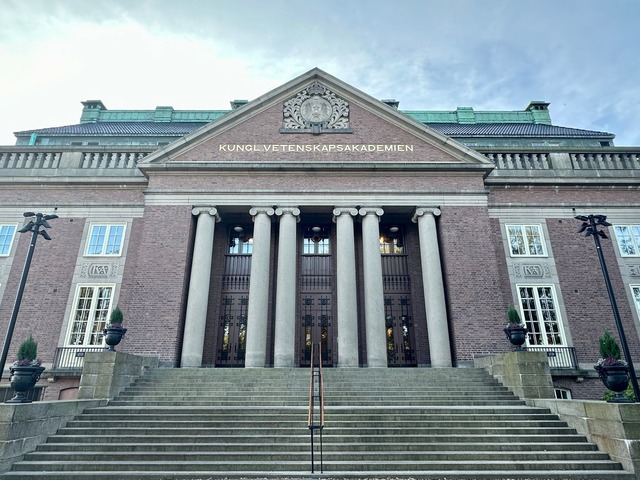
79 100 552 125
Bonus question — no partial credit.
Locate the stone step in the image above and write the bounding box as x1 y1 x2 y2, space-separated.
1 471 634 480
24 450 613 462
57 428 580 438
9 459 627 473
106 399 526 406
35 441 601 453
80 405 551 415
0 366 631 480
44 433 590 444
67 419 569 428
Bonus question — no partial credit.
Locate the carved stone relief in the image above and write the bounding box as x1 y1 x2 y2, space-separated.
282 81 351 134
629 265 640 277
514 263 550 278
81 263 119 278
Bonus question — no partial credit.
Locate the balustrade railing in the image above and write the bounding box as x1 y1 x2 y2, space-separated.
524 345 579 369
52 346 107 372
484 152 551 170
2 146 640 173
570 151 640 170
0 149 62 169
0 146 153 171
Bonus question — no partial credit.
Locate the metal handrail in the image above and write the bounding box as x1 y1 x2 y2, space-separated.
308 343 324 474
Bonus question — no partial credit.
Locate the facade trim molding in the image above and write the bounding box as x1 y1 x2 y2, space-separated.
144 193 488 207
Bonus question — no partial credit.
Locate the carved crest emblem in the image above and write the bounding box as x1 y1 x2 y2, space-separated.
281 81 351 134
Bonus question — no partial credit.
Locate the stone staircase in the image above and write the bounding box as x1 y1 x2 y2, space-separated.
0 367 634 479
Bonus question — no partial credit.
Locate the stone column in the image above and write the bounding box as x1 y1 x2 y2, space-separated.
333 207 359 367
244 207 275 368
181 207 220 368
359 207 387 368
412 207 452 367
273 207 300 367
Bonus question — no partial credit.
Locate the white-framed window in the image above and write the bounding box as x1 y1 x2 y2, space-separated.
555 388 572 400
506 224 547 257
632 285 640 318
517 285 565 346
66 285 114 346
614 225 640 256
0 224 17 256
85 224 126 256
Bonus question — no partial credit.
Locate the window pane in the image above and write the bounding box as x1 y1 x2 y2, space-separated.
508 226 526 255
87 224 125 256
518 285 564 346
68 285 113 346
633 286 640 317
0 225 16 256
105 225 124 255
87 226 107 255
615 226 637 256
525 226 544 255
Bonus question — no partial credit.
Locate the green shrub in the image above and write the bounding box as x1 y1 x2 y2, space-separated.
16 335 38 365
109 306 124 327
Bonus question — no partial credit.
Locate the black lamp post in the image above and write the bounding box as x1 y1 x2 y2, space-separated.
576 214 640 402
0 212 58 382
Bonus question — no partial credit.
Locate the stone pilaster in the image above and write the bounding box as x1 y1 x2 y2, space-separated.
412 207 452 367
181 207 220 368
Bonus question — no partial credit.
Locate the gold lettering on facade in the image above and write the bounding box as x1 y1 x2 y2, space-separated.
218 144 414 153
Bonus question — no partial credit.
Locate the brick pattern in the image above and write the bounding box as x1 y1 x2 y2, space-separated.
0 217 85 365
170 103 465 164
439 206 511 363
119 205 194 366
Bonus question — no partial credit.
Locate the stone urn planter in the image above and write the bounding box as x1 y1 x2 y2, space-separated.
103 325 127 351
103 305 127 351
504 306 528 350
595 330 633 403
8 364 45 403
6 335 45 404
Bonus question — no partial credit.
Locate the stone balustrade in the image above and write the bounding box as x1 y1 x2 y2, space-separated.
1 146 640 174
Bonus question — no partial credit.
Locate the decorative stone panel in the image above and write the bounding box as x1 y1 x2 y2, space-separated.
281 81 351 134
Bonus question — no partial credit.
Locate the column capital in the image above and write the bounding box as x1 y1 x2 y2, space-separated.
358 207 384 217
332 207 358 221
249 206 275 217
412 207 441 223
275 206 301 219
191 206 221 221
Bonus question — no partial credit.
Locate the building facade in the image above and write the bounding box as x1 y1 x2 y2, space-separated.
1 69 639 400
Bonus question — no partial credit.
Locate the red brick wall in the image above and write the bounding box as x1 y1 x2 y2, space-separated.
0 216 85 365
439 206 512 364
546 216 640 366
119 205 194 366
171 103 462 164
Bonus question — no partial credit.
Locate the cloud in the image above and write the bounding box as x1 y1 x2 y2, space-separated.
1 0 639 145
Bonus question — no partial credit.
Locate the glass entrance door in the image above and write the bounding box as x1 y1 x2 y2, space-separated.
385 295 416 366
298 225 335 367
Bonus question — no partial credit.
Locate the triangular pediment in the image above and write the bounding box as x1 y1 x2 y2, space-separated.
138 68 493 170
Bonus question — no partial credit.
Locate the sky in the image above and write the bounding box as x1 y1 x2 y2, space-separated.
1 0 639 146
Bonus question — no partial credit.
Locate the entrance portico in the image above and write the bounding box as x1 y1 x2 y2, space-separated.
180 203 451 368
136 68 495 369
